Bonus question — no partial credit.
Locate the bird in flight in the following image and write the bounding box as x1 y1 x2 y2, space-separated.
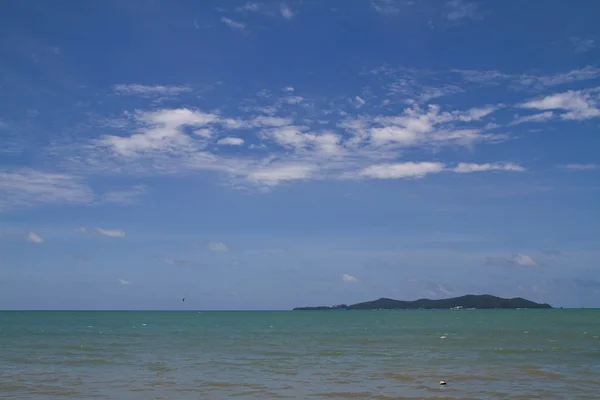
182 298 185 302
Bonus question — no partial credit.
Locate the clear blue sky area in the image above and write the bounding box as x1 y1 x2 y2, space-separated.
1 0 599 309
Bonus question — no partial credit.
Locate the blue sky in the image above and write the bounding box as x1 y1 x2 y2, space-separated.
1 0 599 309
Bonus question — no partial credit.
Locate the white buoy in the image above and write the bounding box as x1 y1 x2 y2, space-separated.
440 380 447 385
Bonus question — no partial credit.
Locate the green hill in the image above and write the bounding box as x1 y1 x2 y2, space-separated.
293 294 552 310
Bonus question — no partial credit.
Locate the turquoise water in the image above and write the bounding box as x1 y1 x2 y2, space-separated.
1 310 599 399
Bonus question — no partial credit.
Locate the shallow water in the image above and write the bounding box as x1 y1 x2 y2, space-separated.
1 310 599 399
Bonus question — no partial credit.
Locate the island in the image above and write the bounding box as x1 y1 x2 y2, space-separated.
293 294 552 310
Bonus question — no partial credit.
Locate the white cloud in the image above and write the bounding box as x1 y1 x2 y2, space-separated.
75 227 87 233
561 163 599 171
221 17 246 32
0 169 94 211
113 84 191 96
455 66 600 90
486 253 537 267
281 86 294 92
246 163 315 186
96 228 126 238
217 137 245 146
514 254 536 266
280 4 294 19
371 0 412 15
102 185 147 205
118 278 132 285
194 128 213 138
251 116 293 127
446 0 484 21
509 111 554 126
355 96 366 108
342 274 359 283
208 241 229 252
284 95 304 104
97 108 223 156
344 104 501 148
526 67 600 88
26 232 44 244
453 163 525 173
261 125 344 156
569 37 596 54
521 89 600 120
236 3 262 12
358 162 445 179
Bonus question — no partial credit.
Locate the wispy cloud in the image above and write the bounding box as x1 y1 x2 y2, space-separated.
520 88 600 121
486 253 537 267
371 0 413 15
96 228 126 238
118 278 132 285
514 253 537 266
102 185 147 205
113 84 192 96
75 227 87 233
455 66 600 90
26 232 44 244
217 137 245 146
509 111 554 126
560 163 599 171
0 169 94 212
221 17 246 32
207 241 229 252
280 4 294 19
158 255 203 268
358 162 444 179
342 273 359 283
569 37 596 54
446 0 485 22
453 162 525 173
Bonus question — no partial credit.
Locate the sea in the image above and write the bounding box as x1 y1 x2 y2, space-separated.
1 310 599 399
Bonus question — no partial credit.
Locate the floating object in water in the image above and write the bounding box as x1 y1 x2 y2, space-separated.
440 380 447 385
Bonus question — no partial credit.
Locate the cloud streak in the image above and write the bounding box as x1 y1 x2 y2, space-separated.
113 84 191 96
26 232 44 243
96 228 126 238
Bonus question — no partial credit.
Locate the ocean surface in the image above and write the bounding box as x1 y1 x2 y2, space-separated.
1 310 599 399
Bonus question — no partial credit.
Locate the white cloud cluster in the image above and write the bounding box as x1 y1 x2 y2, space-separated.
521 88 600 121
96 108 232 156
342 104 502 148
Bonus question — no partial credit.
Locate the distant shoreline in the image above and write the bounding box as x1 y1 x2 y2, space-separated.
293 294 553 311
